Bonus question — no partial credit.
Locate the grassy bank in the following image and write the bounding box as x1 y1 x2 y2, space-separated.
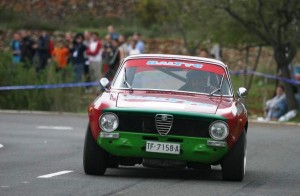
0 52 93 112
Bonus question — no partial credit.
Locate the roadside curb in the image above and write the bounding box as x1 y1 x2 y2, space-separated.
249 119 300 126
0 110 87 117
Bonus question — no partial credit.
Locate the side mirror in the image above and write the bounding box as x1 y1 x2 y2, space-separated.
100 78 110 92
237 87 247 98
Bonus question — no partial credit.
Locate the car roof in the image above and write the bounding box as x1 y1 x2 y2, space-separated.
123 54 227 68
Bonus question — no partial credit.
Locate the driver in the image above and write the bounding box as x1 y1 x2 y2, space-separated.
179 70 214 93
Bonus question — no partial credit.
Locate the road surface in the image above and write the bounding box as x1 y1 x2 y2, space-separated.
0 112 300 196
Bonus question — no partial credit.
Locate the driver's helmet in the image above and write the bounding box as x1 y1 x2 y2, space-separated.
186 70 208 84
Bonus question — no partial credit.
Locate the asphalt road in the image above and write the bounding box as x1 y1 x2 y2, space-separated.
0 112 300 196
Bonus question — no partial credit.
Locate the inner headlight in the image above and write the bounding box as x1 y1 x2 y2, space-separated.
99 112 119 132
209 121 229 141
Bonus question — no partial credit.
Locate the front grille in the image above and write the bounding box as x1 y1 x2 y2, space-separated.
116 112 212 138
155 114 173 136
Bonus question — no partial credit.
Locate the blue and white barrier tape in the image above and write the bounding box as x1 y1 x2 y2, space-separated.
0 81 99 91
0 70 299 91
230 70 300 85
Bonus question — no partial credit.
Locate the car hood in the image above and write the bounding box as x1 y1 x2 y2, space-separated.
116 91 222 114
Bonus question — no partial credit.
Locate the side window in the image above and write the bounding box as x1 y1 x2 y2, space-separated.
220 79 230 95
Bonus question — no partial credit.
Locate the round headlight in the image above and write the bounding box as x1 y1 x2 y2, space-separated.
99 113 119 132
209 121 229 141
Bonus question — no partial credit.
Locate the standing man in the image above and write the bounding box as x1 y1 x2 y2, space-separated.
70 33 87 82
83 30 92 83
118 34 129 59
105 39 120 80
133 32 144 53
20 30 36 69
86 32 103 82
36 31 50 72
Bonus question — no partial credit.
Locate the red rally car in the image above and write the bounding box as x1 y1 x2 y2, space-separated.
84 54 248 181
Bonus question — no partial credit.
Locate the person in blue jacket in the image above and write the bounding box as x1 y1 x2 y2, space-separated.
11 32 21 64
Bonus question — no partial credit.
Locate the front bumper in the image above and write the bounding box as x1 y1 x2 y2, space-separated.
97 131 228 164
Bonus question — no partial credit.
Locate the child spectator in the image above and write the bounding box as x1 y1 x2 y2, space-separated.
11 32 21 64
52 40 69 71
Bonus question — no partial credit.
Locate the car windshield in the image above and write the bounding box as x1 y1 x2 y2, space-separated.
113 59 232 96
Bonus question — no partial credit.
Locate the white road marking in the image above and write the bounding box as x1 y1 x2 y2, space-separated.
1 186 9 188
0 144 3 148
37 170 73 178
37 126 73 130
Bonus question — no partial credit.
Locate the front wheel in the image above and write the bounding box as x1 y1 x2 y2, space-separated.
221 130 247 181
83 124 107 175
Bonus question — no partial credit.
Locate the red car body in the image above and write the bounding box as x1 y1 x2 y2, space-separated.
85 54 248 181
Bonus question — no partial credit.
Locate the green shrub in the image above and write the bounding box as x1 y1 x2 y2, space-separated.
0 52 93 112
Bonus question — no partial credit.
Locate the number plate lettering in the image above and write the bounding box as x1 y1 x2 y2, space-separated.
146 141 180 154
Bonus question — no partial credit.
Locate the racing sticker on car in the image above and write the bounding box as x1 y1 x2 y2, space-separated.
121 95 214 107
146 61 203 69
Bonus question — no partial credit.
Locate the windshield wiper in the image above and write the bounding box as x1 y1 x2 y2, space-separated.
209 74 224 96
124 68 133 93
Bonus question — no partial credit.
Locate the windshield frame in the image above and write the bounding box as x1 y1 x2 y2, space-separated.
111 58 234 97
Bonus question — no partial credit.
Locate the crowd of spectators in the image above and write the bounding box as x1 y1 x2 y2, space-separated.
10 25 145 84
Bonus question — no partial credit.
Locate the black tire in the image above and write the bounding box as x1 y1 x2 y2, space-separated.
221 130 247 181
83 124 107 175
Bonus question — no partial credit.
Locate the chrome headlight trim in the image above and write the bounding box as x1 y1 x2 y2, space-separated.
99 112 119 132
209 120 229 141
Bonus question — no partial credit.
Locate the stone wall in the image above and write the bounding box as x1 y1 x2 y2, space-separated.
0 0 136 20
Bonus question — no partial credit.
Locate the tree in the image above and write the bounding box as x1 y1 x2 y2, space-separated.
134 0 231 55
214 0 300 111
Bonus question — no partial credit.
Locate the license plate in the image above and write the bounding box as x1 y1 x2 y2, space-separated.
145 141 180 154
